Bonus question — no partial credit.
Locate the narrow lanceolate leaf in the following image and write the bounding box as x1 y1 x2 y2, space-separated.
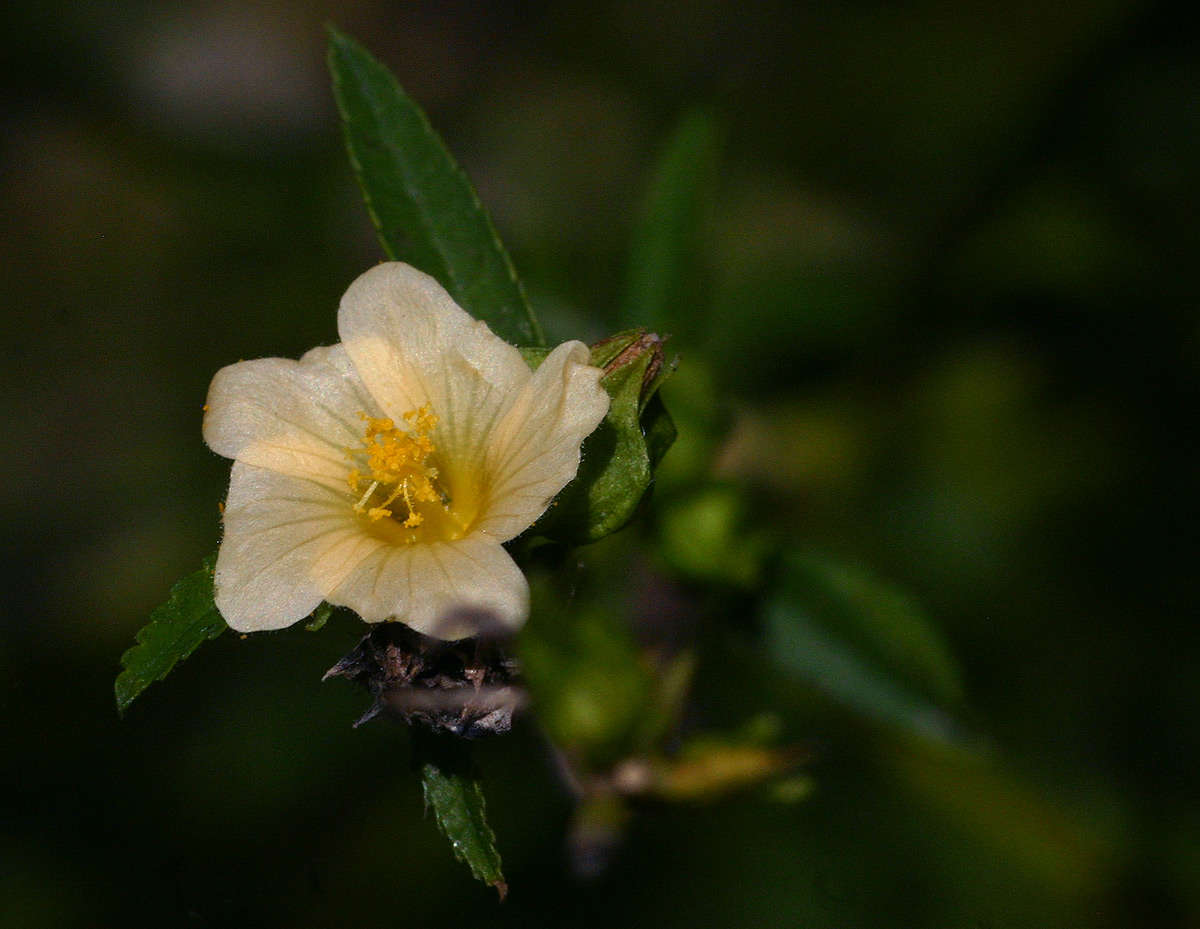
620 108 720 336
765 551 968 744
415 733 506 898
115 554 226 716
328 28 544 347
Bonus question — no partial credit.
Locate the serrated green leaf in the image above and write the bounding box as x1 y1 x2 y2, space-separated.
764 550 966 743
327 28 543 346
620 108 720 335
414 732 506 898
114 554 226 716
534 330 675 544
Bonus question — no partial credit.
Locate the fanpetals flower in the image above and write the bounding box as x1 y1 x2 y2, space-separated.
202 263 609 639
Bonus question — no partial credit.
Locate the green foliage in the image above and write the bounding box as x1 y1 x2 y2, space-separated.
327 28 544 347
27 6 1173 921
523 558 811 808
515 344 552 369
114 554 226 715
642 393 677 472
648 734 812 803
632 650 696 753
535 330 675 544
659 484 770 588
764 550 966 743
303 602 334 632
620 108 720 336
520 592 653 767
414 732 506 898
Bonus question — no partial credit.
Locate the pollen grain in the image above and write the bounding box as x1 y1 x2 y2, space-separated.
346 405 442 529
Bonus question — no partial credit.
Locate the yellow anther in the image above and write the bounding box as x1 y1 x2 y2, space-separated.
344 405 444 534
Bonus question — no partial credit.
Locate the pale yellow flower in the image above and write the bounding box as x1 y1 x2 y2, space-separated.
202 263 609 638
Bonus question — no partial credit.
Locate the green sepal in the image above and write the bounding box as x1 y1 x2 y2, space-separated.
642 392 677 471
531 329 676 544
304 602 334 632
413 730 507 898
114 554 226 716
327 28 544 346
516 345 552 369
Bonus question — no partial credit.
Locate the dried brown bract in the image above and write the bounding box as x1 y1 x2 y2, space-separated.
323 615 525 738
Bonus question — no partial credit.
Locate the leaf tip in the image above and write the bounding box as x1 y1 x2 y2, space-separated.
113 681 130 718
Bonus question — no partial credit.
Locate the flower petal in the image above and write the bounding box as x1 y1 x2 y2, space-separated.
327 533 529 639
203 344 376 493
337 263 532 476
475 341 610 541
215 462 387 632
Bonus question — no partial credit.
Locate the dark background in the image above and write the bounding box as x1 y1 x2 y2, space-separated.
2 1 1198 926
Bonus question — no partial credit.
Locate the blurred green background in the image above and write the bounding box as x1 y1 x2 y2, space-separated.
3 0 1198 926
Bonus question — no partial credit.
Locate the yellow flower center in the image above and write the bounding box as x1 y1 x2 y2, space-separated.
346 405 477 544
